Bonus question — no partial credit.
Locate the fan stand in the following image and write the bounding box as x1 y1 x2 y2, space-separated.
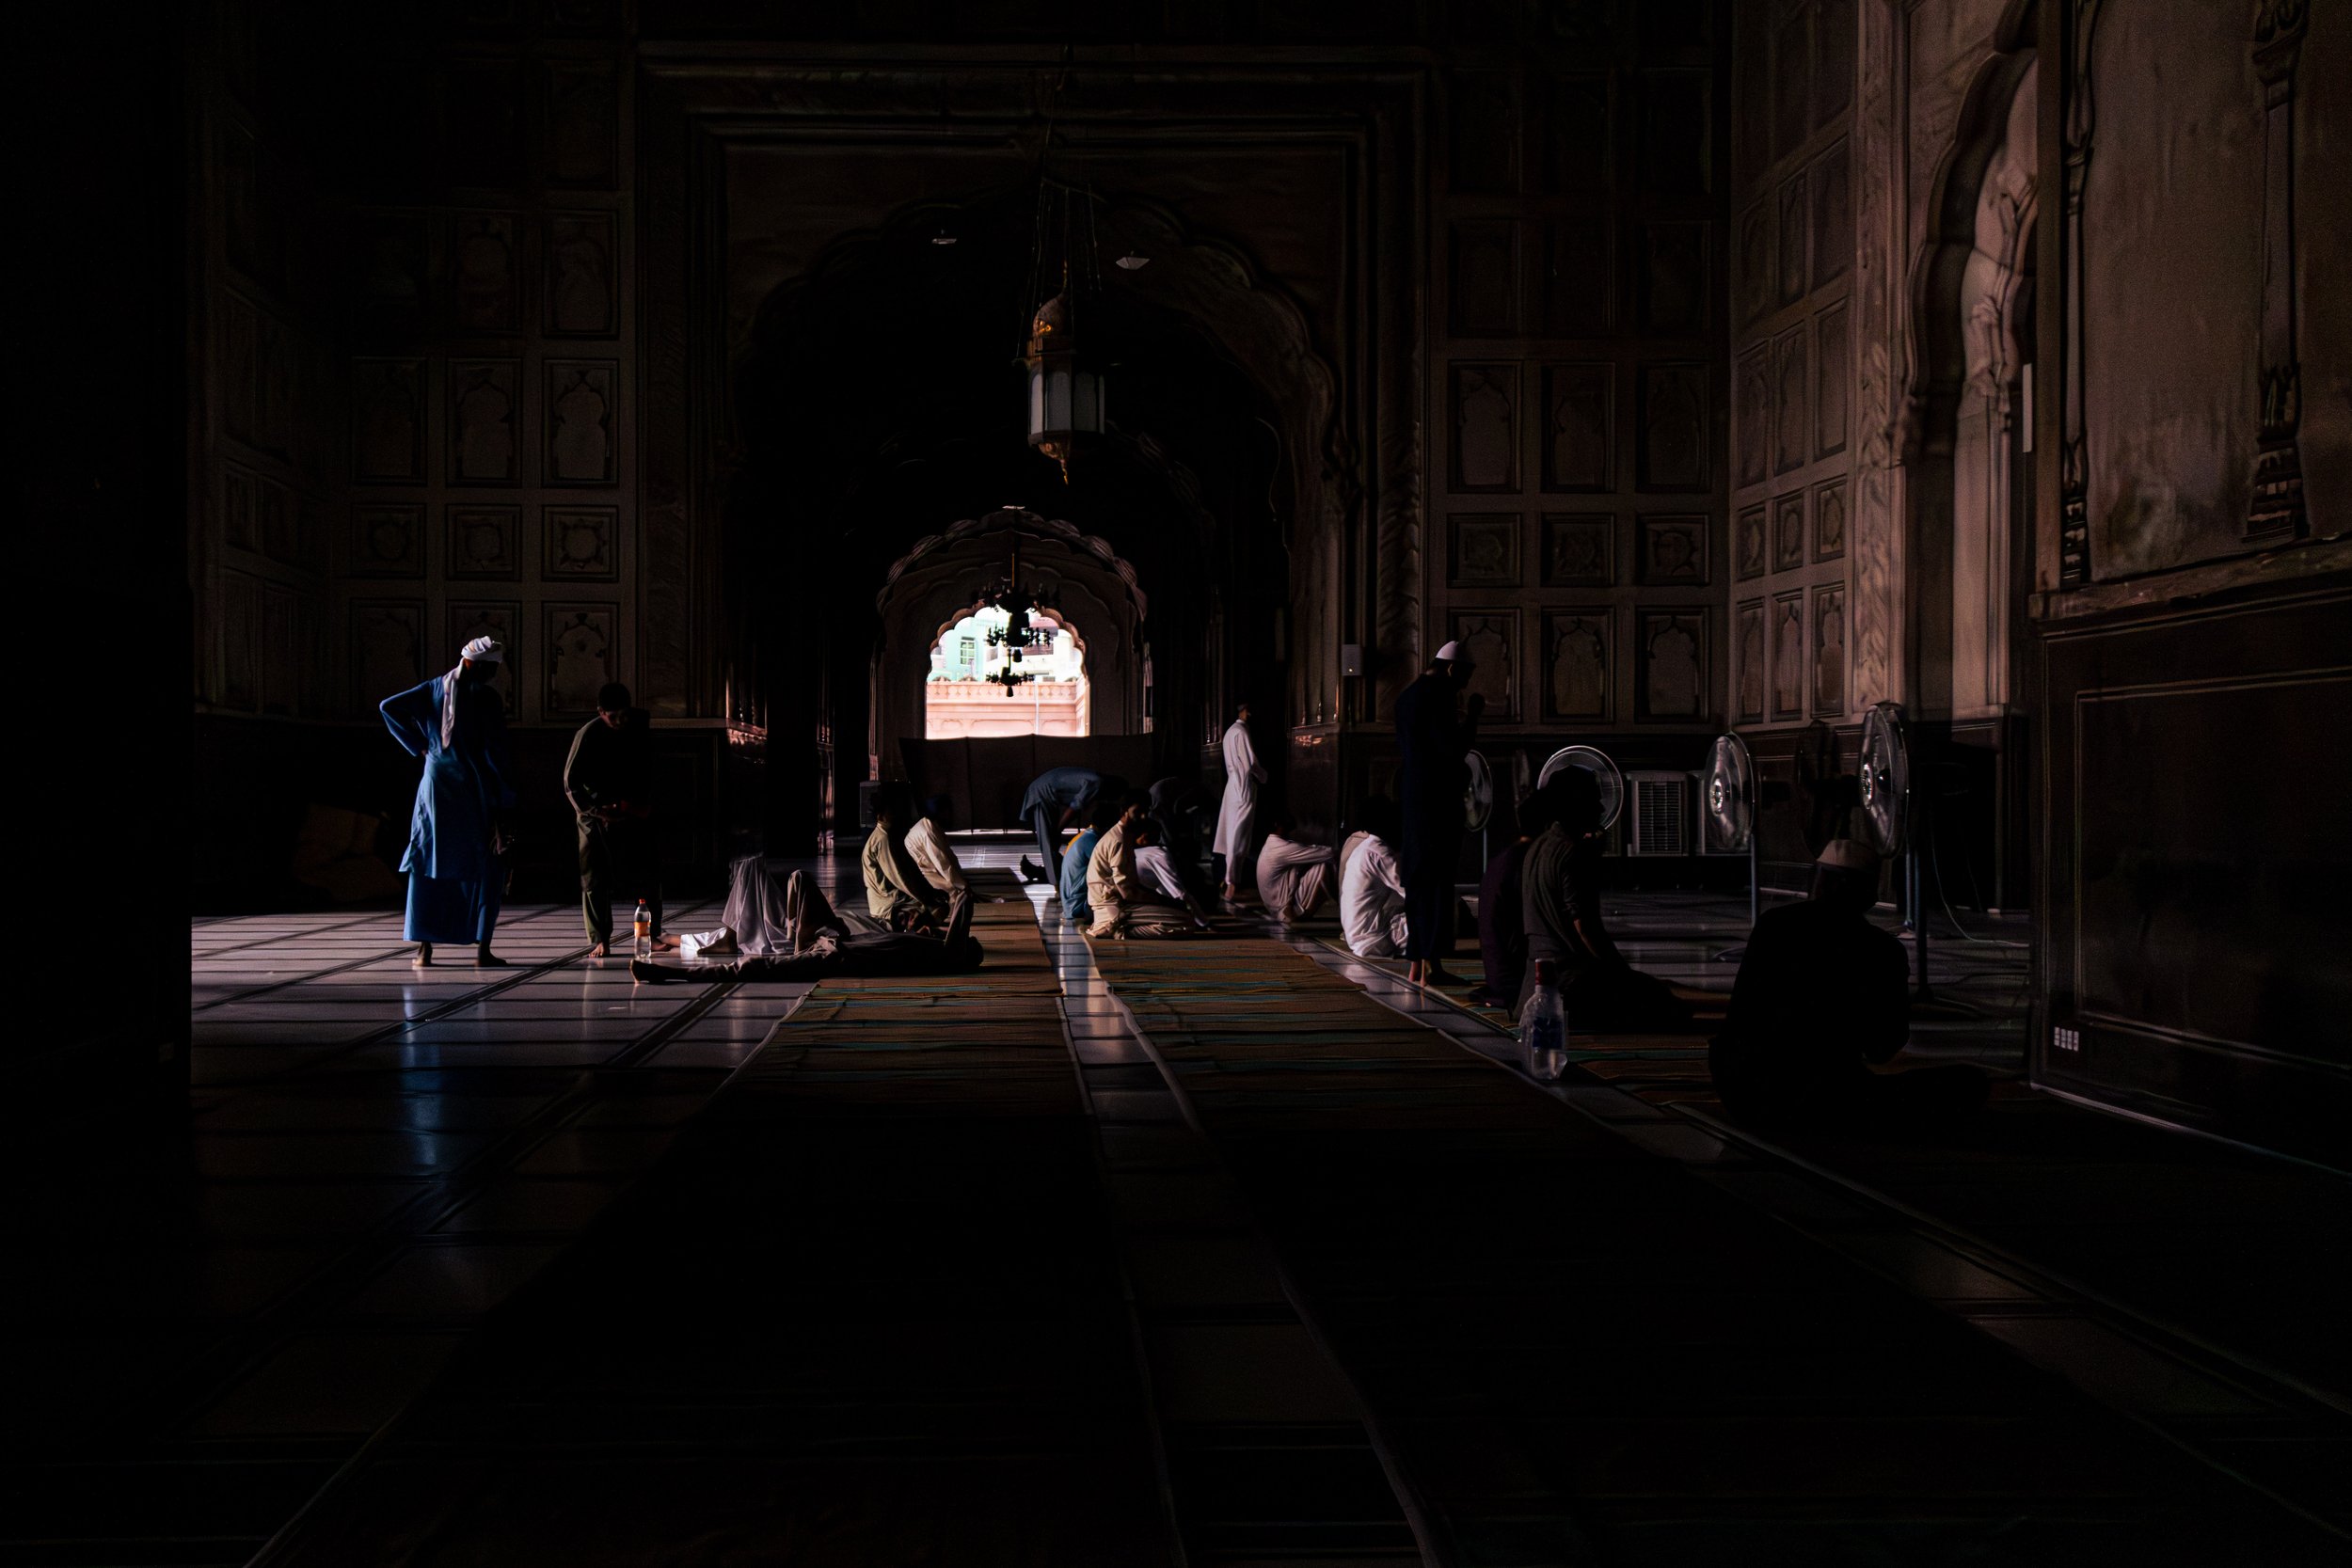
1711 835 1758 963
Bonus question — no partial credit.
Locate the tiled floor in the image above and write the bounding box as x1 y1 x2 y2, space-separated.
11 859 2341 1565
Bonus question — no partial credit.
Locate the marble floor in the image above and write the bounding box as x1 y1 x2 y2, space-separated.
8 853 2342 1565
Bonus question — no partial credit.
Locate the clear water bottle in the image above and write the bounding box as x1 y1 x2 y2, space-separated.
1521 958 1568 1082
631 898 653 961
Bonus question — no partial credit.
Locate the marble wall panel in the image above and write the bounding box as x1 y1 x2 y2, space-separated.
1544 609 1613 721
546 359 618 485
1635 609 1708 721
1450 363 1519 492
1542 513 1614 587
1541 362 1613 492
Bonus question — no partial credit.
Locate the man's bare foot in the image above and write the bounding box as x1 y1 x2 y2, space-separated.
1421 968 1468 988
1221 882 1238 902
630 958 668 984
474 947 509 968
413 943 433 969
589 942 609 958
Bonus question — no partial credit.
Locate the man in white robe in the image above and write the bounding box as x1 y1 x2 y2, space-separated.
1089 802 1201 939
1212 705 1266 901
1255 821 1339 924
1339 811 1411 958
903 814 968 895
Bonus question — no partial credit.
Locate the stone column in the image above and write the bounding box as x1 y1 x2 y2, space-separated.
2247 0 2309 543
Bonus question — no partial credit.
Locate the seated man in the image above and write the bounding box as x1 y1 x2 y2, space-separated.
635 870 980 983
864 784 949 931
1468 787 1557 1009
1145 774 1216 904
1131 815 1213 921
1709 840 1989 1128
1059 800 1121 928
1339 798 1411 958
1088 794 1202 939
903 808 967 895
1019 765 1107 886
1255 814 1339 925
1518 771 1692 1031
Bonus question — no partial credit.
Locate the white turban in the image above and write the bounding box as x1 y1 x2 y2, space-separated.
442 638 504 749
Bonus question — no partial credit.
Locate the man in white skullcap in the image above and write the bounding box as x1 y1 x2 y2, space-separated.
379 637 515 966
1709 838 1989 1127
1391 639 1482 986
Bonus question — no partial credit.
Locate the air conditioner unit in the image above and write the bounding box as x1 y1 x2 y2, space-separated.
1625 770 1692 857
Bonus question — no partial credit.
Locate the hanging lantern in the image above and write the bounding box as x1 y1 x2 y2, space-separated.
1024 290 1104 482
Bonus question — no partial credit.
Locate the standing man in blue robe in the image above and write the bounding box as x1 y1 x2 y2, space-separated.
1392 639 1482 988
380 636 515 967
1017 765 1107 887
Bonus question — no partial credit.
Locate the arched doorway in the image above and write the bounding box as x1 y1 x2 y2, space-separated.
924 604 1090 738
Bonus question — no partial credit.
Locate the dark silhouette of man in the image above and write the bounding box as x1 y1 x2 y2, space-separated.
1709 839 1990 1128
1393 640 1481 986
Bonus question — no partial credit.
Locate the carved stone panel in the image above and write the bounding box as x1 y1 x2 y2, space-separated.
352 503 423 578
447 503 520 579
1541 363 1613 492
1639 71 1711 194
352 599 423 710
1809 137 1851 291
1815 0 1856 128
352 358 424 483
1811 476 1848 562
1811 582 1848 717
262 586 299 716
1737 198 1773 327
451 212 519 334
449 359 520 484
1777 171 1808 306
1735 502 1768 581
1449 363 1519 493
219 570 260 710
1636 514 1710 586
1544 610 1613 721
1541 219 1613 337
1773 4 1812 162
547 359 619 485
1637 362 1709 492
546 211 618 337
1771 591 1805 721
1635 610 1708 722
1542 73 1611 194
1541 513 1614 588
1736 598 1766 723
1772 489 1806 572
446 59 524 187
1448 514 1521 588
352 209 427 338
1449 220 1521 338
1640 222 1709 335
449 600 521 716
1447 609 1519 721
1814 302 1850 458
1772 326 1807 474
222 466 258 553
546 504 619 580
1450 71 1520 195
547 61 618 188
548 603 618 715
1736 344 1772 487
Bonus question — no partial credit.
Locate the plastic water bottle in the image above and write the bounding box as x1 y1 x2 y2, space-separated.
632 899 653 961
1521 959 1568 1082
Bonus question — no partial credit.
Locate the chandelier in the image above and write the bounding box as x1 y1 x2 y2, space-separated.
977 538 1059 696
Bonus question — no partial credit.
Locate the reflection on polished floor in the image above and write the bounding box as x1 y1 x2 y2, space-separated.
9 853 2345 1565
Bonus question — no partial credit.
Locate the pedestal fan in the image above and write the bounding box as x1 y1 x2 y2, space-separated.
1702 733 1760 955
1859 701 1935 1004
1464 749 1496 868
1535 744 1627 832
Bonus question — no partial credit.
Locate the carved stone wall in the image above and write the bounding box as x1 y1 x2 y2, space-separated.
1429 4 1731 757
1729 0 1855 732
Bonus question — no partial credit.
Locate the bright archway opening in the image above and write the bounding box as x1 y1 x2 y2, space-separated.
924 605 1090 738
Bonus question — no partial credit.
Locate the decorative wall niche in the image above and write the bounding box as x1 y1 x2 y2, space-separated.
546 505 619 580
1449 363 1519 492
352 600 423 712
450 211 519 333
1772 489 1806 572
1770 590 1805 721
1543 609 1613 721
351 503 424 578
547 603 618 714
447 503 520 579
1448 513 1522 588
352 358 424 483
1447 609 1520 721
546 61 618 188
1735 597 1766 722
1736 344 1771 487
1640 221 1709 334
1735 502 1768 581
1541 362 1613 491
1737 198 1773 327
1772 326 1807 474
1809 137 1851 291
1811 581 1848 716
546 359 617 485
546 211 618 337
1776 170 1808 305
449 358 520 484
1810 476 1848 562
1541 219 1613 337
1634 609 1708 721
1637 362 1708 491
1814 301 1849 457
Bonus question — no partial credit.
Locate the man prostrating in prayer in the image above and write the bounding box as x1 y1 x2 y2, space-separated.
633 870 982 984
379 636 515 968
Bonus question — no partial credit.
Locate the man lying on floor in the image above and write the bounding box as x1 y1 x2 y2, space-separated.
1708 838 1988 1128
633 868 980 983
